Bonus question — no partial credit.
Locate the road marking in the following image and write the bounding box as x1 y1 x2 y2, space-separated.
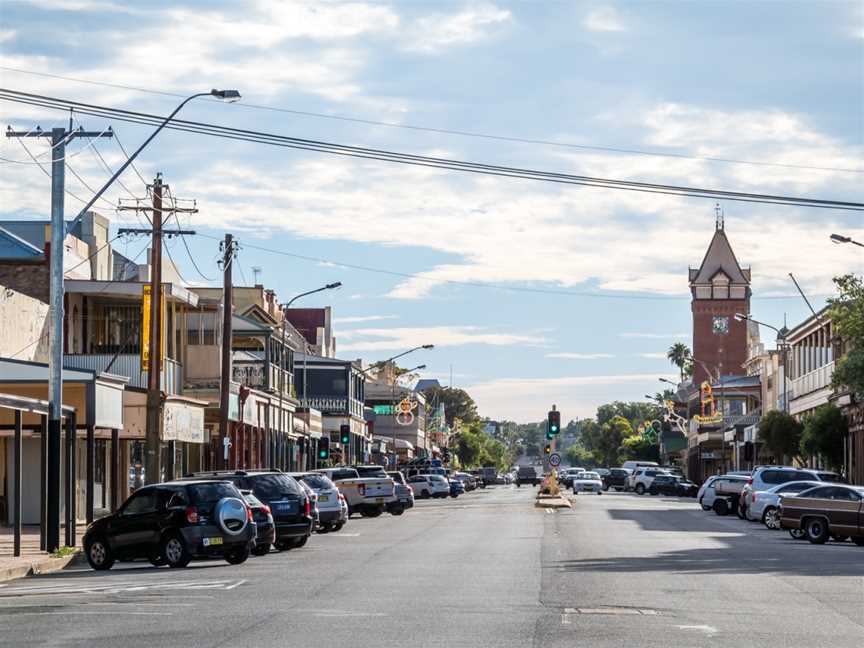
677 625 718 636
561 613 571 625
0 579 246 597
2 611 173 616
224 579 246 590
325 533 360 537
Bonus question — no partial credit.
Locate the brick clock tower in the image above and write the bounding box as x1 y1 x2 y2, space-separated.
689 211 751 386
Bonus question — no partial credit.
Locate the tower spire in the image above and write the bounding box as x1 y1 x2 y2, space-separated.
715 202 724 230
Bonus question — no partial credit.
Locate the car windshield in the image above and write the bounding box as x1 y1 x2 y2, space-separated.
187 482 239 504
250 474 303 498
356 466 388 478
330 469 360 481
242 491 264 507
301 474 335 491
816 472 846 483
580 473 600 480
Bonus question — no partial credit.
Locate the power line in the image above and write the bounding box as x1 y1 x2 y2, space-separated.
1 90 860 211
1 65 860 174
14 136 91 205
112 128 149 186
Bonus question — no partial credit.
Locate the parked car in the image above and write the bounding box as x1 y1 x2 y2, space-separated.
182 471 313 551
745 480 821 528
594 468 610 479
317 466 397 518
291 472 346 533
83 480 256 570
515 465 540 487
630 468 671 495
572 471 603 495
697 474 749 511
449 478 465 497
739 466 847 521
779 484 864 545
407 474 451 498
352 465 405 516
622 460 659 474
452 472 478 491
648 475 698 497
388 471 415 513
240 489 275 556
603 468 632 492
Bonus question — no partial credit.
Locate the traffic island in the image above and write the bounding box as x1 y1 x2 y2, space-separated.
535 493 572 509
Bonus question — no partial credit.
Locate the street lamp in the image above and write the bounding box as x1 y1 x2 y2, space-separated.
359 344 435 377
830 233 864 248
279 281 342 470
735 313 790 414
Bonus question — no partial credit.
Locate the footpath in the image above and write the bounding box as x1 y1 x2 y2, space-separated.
0 525 85 583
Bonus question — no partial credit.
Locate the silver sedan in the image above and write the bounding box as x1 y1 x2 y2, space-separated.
746 480 821 528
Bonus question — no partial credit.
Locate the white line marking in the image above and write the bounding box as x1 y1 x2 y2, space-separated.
677 625 718 636
224 579 246 590
4 611 173 616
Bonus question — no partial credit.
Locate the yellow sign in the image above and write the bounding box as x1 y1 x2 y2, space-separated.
140 285 165 369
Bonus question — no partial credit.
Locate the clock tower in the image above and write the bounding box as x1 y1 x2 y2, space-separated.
689 209 751 386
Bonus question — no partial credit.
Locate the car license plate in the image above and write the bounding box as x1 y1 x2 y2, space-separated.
318 495 329 502
272 501 297 514
203 537 223 547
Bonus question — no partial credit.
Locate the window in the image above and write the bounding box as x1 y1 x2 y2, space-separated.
164 489 189 508
301 474 335 490
816 472 846 484
827 488 860 501
330 469 359 481
249 474 303 499
799 486 832 499
122 490 159 515
188 482 240 504
778 483 812 494
762 470 815 485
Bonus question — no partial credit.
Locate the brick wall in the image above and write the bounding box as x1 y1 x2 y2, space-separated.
692 298 749 385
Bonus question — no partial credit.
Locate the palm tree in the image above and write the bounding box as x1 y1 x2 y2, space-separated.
667 343 692 382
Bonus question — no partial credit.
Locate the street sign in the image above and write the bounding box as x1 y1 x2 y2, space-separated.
549 453 561 467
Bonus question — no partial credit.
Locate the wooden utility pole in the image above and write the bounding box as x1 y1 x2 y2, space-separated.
218 234 236 469
117 175 196 485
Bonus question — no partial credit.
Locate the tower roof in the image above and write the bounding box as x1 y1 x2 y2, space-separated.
689 226 750 285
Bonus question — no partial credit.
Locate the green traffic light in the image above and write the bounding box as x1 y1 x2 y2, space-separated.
551 425 558 433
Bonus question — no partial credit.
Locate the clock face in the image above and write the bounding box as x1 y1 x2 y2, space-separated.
712 316 729 335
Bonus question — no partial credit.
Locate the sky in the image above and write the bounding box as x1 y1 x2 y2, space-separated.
1 0 862 423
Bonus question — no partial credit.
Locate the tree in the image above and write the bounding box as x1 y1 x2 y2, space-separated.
800 404 847 472
758 410 803 463
596 402 656 430
667 343 692 383
422 386 479 426
564 443 596 468
595 415 636 466
828 274 864 398
620 435 660 463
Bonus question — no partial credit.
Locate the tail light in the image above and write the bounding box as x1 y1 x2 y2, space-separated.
358 483 366 496
185 506 199 524
747 478 753 485
338 493 345 502
261 504 271 516
246 505 254 523
752 493 757 503
304 497 312 517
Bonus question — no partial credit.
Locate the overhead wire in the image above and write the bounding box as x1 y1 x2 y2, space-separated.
0 66 860 174
164 184 213 282
14 136 90 204
1 90 860 211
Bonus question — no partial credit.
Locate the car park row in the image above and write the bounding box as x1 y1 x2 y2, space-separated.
81 465 501 571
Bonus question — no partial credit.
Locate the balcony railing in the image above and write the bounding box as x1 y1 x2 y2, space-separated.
299 396 363 418
231 358 294 397
790 361 835 401
64 354 182 395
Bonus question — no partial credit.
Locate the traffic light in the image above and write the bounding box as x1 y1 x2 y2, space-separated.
318 437 330 461
544 444 552 455
547 409 561 436
340 424 351 445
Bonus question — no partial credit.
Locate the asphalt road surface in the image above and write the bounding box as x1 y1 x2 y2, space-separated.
2 487 862 647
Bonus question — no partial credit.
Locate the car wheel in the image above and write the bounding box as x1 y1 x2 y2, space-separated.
421 490 430 499
361 508 383 518
390 506 405 515
635 484 645 495
85 537 115 571
713 498 729 516
292 535 309 548
224 545 250 565
274 541 292 551
333 522 345 532
251 545 270 556
804 518 829 544
762 507 779 530
852 537 864 547
700 502 711 511
789 528 806 540
648 486 658 496
602 483 609 491
162 534 191 568
830 535 849 543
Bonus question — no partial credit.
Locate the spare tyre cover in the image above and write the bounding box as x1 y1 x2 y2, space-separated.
215 497 248 535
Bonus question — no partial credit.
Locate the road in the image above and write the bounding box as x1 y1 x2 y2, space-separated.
1 487 862 647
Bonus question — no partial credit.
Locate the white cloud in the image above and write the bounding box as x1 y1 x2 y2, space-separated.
0 30 16 43
637 352 669 359
583 6 626 33
404 3 512 54
336 325 540 352
334 315 399 324
620 332 689 339
545 352 615 360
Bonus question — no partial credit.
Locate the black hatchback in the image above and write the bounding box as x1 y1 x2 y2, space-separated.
82 480 256 570
184 471 313 551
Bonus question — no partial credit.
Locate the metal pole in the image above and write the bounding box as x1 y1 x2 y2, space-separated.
110 428 120 511
13 409 22 557
218 234 234 470
46 127 66 552
40 414 46 550
145 175 164 485
64 413 72 547
86 423 95 524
